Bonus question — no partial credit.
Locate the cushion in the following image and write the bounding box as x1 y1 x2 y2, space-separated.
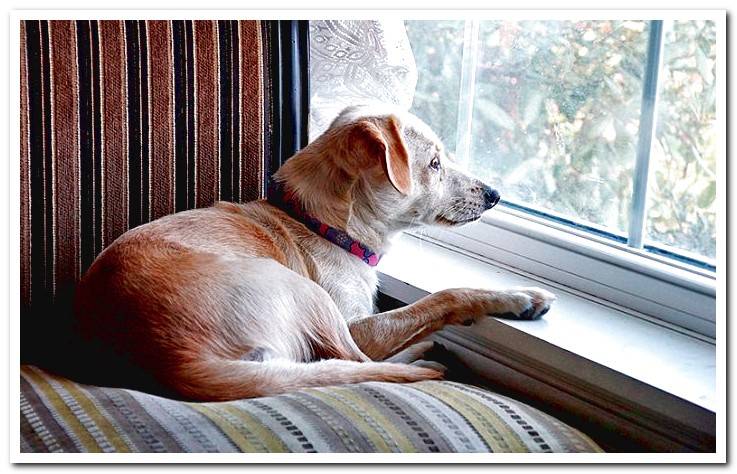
20 365 602 453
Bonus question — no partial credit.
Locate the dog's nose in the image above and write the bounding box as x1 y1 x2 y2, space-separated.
482 186 501 209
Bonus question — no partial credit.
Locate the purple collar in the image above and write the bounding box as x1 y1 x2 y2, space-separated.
267 180 382 267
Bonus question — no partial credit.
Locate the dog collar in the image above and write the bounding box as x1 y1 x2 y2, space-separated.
266 180 382 267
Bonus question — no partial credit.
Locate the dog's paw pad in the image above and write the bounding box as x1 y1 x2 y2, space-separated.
494 287 556 320
517 305 547 320
519 306 536 320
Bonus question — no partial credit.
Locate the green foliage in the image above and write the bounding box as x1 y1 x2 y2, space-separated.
404 20 466 153
647 20 717 259
406 19 717 260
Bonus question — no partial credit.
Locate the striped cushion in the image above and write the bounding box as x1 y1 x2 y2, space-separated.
20 365 602 453
20 19 268 325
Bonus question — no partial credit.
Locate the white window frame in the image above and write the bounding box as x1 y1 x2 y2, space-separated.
416 18 718 339
416 203 716 339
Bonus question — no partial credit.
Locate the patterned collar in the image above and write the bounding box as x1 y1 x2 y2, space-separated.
266 180 382 267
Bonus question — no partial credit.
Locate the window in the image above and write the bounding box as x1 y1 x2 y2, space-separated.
405 19 717 270
308 18 720 338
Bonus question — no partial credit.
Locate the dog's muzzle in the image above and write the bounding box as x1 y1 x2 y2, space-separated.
482 185 501 210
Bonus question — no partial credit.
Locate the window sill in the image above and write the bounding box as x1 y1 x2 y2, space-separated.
377 231 716 450
421 206 716 338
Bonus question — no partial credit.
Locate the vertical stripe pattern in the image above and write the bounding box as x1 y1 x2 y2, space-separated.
99 20 129 251
20 366 603 453
20 20 31 305
19 20 268 314
217 20 234 202
240 21 265 202
194 21 219 207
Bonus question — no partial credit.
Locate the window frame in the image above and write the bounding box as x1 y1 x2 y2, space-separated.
416 202 716 339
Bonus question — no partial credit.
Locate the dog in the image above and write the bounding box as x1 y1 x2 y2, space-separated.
73 105 555 402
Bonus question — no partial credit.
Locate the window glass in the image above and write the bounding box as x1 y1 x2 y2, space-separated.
405 19 716 265
404 20 465 153
408 20 649 234
646 20 717 260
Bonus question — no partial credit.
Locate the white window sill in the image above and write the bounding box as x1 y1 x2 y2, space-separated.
377 231 716 414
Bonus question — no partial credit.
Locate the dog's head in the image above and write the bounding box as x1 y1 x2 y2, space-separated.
328 105 500 231
276 105 500 245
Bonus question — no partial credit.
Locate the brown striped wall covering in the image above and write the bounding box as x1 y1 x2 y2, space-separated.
20 20 271 359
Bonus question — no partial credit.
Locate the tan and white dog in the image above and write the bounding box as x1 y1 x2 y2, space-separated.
73 105 555 402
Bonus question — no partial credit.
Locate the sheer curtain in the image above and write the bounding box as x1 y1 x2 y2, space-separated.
308 20 418 140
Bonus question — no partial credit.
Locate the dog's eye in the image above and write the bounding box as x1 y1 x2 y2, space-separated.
429 157 441 171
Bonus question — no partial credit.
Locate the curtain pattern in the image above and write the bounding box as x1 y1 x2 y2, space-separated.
308 20 417 140
20 20 268 316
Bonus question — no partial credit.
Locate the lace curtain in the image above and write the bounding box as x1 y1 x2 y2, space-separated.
308 20 418 140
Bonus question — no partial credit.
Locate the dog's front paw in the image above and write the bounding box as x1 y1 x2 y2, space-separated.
493 286 556 320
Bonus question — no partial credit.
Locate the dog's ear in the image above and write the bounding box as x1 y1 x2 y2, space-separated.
348 115 412 195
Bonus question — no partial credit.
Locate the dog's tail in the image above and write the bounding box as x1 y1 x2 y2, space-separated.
166 357 444 402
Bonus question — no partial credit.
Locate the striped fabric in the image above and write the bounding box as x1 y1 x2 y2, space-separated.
19 20 268 320
20 365 602 453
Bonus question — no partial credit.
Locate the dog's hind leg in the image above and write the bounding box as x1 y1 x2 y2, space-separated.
204 257 373 364
135 257 445 401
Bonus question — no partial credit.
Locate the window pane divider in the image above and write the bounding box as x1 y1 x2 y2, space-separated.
628 20 666 249
454 20 480 166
